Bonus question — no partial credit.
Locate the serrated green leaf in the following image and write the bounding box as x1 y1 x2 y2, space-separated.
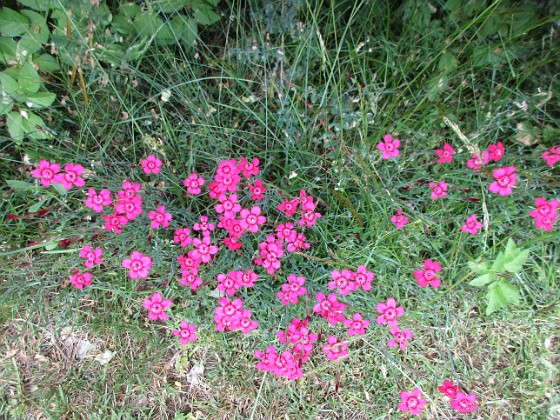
193 4 220 26
150 0 189 13
133 13 173 44
6 111 24 143
496 280 520 305
504 238 518 256
21 111 48 139
33 54 60 72
491 251 506 272
0 8 30 37
24 91 55 108
469 273 495 287
486 283 507 315
504 249 530 273
0 72 20 97
7 179 34 189
17 61 42 94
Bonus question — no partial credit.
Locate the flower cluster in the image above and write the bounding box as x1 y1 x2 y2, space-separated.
439 380 478 413
33 160 85 189
376 298 412 350
529 197 559 231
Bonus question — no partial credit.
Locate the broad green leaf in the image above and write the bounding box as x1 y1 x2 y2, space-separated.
16 0 58 12
468 260 491 275
0 72 20 97
6 111 24 143
490 251 506 272
44 241 58 251
0 8 29 37
169 16 198 49
150 0 189 13
17 36 42 56
121 3 142 19
52 182 67 195
17 61 42 94
469 273 495 287
0 36 17 65
33 54 60 72
193 4 220 26
21 111 48 139
0 96 13 115
504 238 518 257
112 14 135 35
6 179 34 190
486 283 507 315
496 280 520 305
24 91 56 108
20 10 49 44
438 52 458 74
504 249 530 273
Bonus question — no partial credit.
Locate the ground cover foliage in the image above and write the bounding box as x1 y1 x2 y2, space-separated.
0 0 559 418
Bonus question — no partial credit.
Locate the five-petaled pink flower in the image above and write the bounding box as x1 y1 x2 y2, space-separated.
390 209 409 229
435 143 455 163
122 251 152 279
249 179 267 200
489 166 516 196
353 265 374 291
240 206 266 233
466 151 489 172
140 154 162 175
398 388 427 415
85 188 112 213
344 313 370 336
33 160 60 187
450 392 478 413
429 180 448 200
184 172 205 195
69 269 92 290
148 205 172 229
142 292 172 321
173 321 197 345
377 134 400 160
376 298 404 326
487 141 505 162
55 163 86 190
461 214 483 234
438 380 460 399
529 197 559 231
387 326 413 350
542 145 560 166
414 259 442 288
79 245 103 268
322 336 349 361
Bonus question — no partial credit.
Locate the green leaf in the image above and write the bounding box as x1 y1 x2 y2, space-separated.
486 283 506 315
28 198 46 212
17 61 42 94
0 96 13 115
33 54 60 73
121 3 142 19
19 9 50 51
504 249 530 273
112 14 135 35
6 179 34 190
6 111 24 143
0 36 17 65
16 0 58 12
496 280 520 305
491 251 506 272
0 8 30 37
504 238 518 256
169 16 198 49
20 110 48 139
193 4 220 26
469 272 495 287
52 182 67 196
0 72 20 97
150 0 189 13
23 91 56 108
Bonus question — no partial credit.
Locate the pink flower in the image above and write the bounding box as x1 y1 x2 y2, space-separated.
344 313 370 336
54 163 85 190
190 236 218 263
529 197 559 231
276 222 297 242
214 297 243 331
236 269 258 288
217 272 241 296
184 173 205 195
461 214 482 234
328 269 356 295
33 160 60 187
276 274 307 305
178 255 199 275
353 265 374 291
435 143 455 163
429 180 448 200
450 392 478 413
254 346 302 380
140 154 162 175
122 251 152 279
238 309 258 334
214 159 241 193
487 141 505 162
255 235 284 275
398 388 427 415
215 193 241 217
534 212 558 231
174 227 192 247
278 318 317 363
313 293 346 325
489 166 516 196
387 326 412 350
103 212 129 234
193 215 215 236
390 209 409 229
238 157 260 178
118 180 142 202
142 292 172 321
69 269 92 290
466 151 489 172
376 298 404 326
249 179 267 200
179 270 202 290
85 188 112 213
377 134 400 160
542 145 560 166
240 206 266 233
286 232 311 253
414 259 442 288
322 336 349 361
79 245 103 268
438 380 460 399
148 205 172 229
278 197 300 218
173 321 197 345
115 196 143 220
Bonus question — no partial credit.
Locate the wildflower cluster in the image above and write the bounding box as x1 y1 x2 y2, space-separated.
439 379 479 413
